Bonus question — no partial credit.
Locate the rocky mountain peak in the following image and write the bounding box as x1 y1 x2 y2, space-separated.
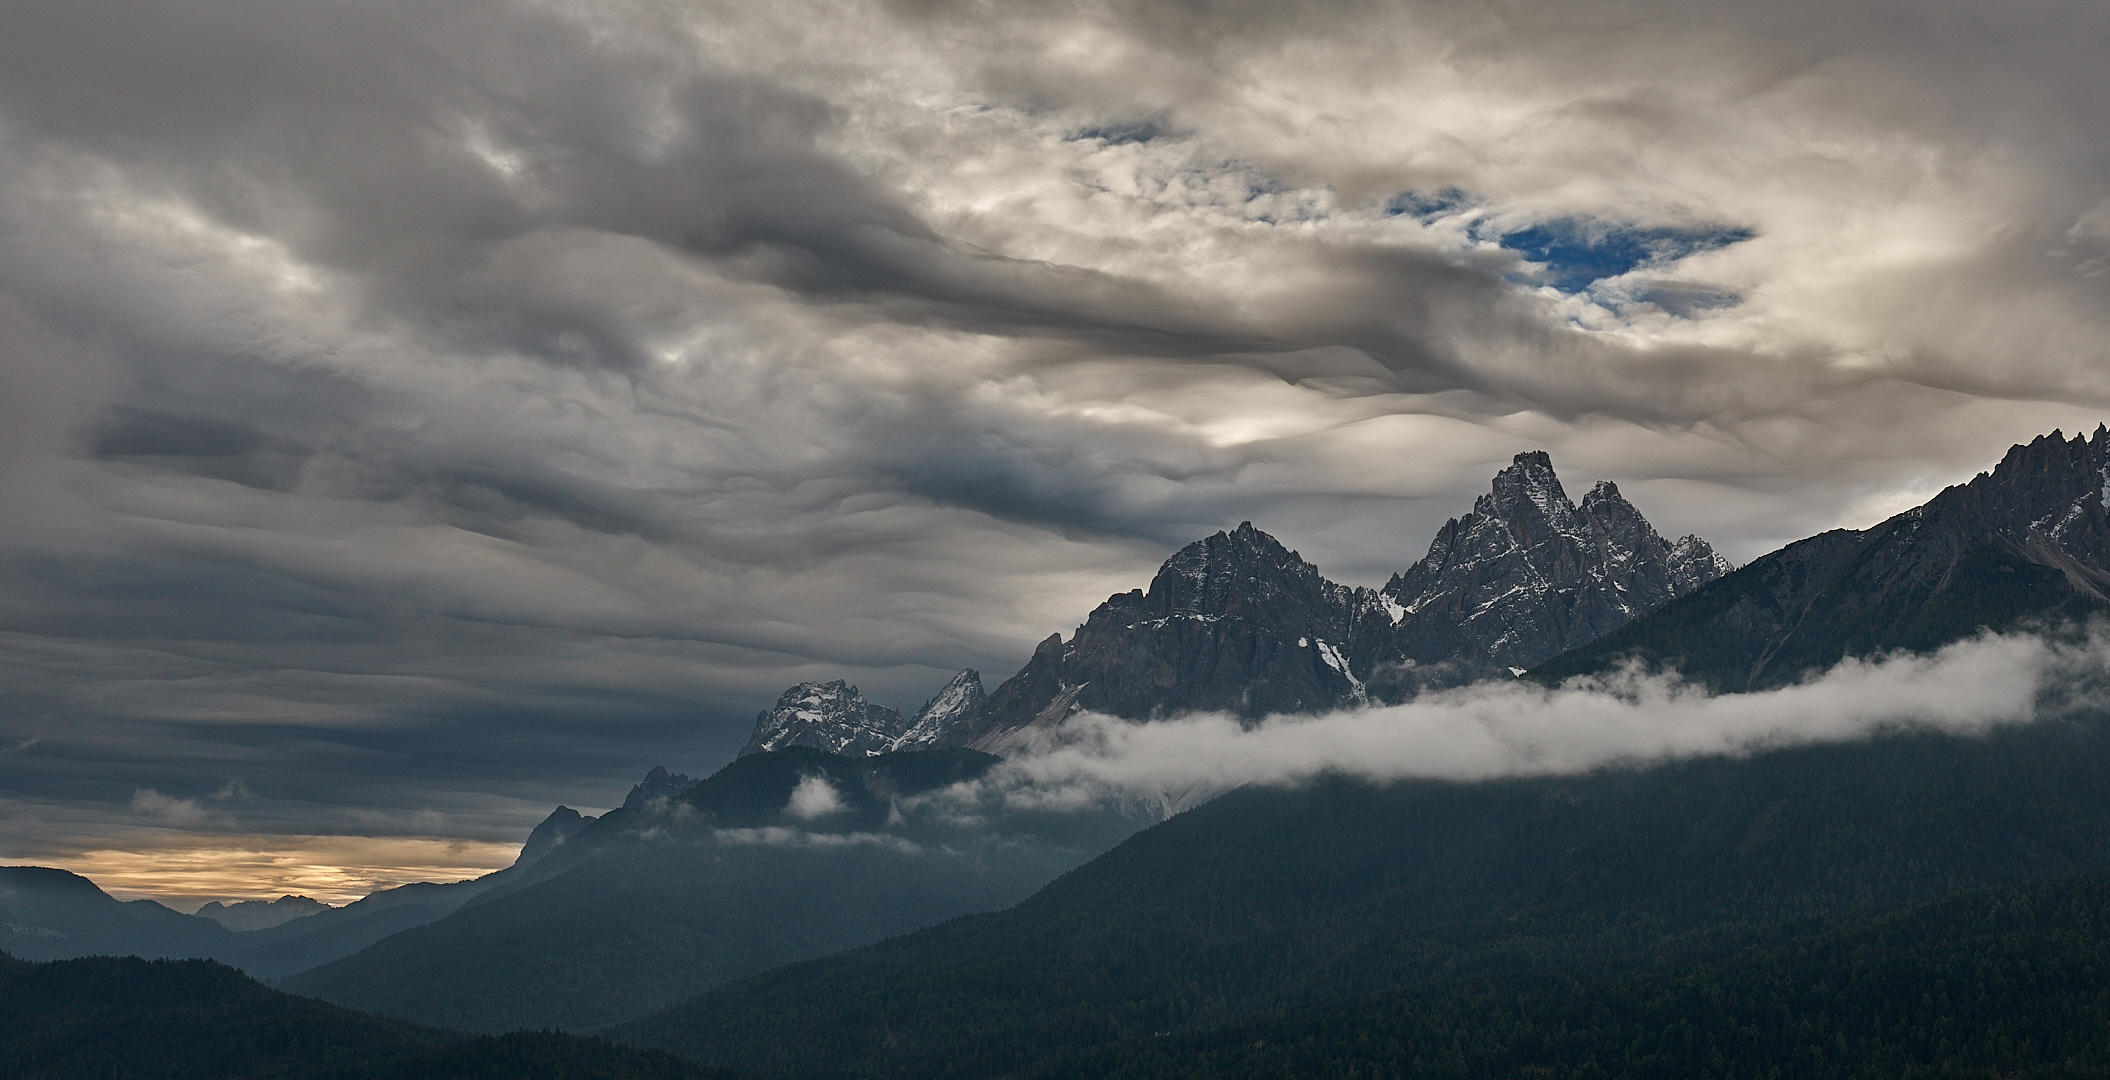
622 765 698 809
1145 521 1326 618
1381 452 1730 677
740 680 906 758
1539 423 2110 691
515 805 595 868
1474 451 1586 539
891 669 987 751
1887 423 2110 597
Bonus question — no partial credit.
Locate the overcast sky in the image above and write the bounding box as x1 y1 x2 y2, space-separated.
2 0 2108 904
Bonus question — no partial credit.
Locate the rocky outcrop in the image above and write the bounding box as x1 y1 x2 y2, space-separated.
1538 426 2110 690
892 670 986 751
948 523 1377 751
515 805 595 868
622 765 697 809
740 681 906 758
738 670 986 758
1377 452 1732 685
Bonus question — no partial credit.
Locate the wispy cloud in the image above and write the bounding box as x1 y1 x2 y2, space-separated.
987 630 2102 812
130 788 211 827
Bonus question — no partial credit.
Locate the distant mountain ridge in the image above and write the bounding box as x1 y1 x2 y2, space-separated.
1537 426 2110 689
739 452 1728 755
193 894 331 932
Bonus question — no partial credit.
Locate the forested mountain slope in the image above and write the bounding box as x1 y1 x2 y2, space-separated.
0 951 736 1080
615 714 2110 1078
1037 867 2110 1079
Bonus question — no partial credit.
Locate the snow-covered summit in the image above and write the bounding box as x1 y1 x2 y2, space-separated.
740 670 987 758
739 680 907 758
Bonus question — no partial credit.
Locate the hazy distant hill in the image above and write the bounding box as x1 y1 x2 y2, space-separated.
1536 426 2110 689
194 894 331 931
613 713 2110 1078
0 865 237 962
0 861 510 980
284 747 1146 1032
0 951 736 1080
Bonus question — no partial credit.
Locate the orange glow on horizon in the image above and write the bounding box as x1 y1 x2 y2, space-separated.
35 835 521 909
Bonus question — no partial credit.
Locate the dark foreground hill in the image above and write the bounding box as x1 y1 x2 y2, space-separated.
1537 427 2110 690
0 865 239 962
286 747 1145 1032
613 713 2110 1078
0 951 736 1080
1037 867 2110 1079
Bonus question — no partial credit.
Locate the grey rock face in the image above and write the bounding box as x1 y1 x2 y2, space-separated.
1378 452 1731 683
1881 424 2110 596
515 805 596 868
949 523 1377 750
892 670 986 751
622 765 698 809
740 680 906 758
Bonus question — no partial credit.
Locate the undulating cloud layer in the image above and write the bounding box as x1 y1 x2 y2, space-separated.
1 0 2107 899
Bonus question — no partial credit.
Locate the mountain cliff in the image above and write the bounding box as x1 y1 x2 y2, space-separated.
1536 426 2110 690
891 669 986 750
946 523 1377 751
1380 452 1732 685
622 766 697 808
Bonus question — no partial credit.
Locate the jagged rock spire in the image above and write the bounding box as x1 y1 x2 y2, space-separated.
1380 452 1728 678
891 670 987 751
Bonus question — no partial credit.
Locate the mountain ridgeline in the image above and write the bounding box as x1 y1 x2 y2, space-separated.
280 747 1146 1032
758 452 1731 755
1538 425 2110 689
740 670 987 757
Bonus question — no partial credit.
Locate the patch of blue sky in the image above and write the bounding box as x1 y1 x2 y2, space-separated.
1482 217 1755 292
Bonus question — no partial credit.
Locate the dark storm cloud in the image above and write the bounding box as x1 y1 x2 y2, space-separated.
1 0 2107 894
